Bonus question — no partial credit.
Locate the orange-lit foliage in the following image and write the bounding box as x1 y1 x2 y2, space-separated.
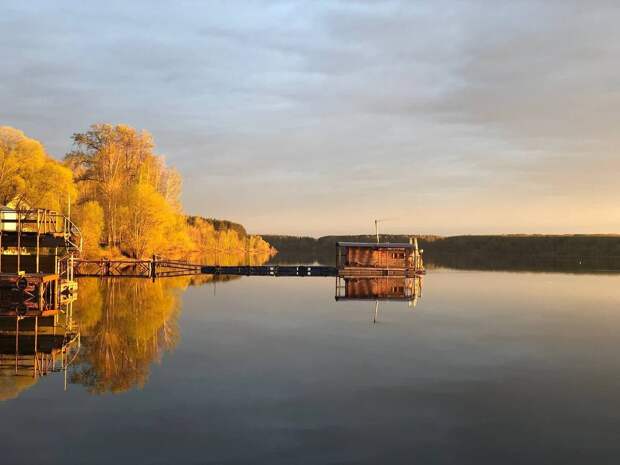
0 126 76 211
65 123 271 259
71 277 185 393
0 123 272 259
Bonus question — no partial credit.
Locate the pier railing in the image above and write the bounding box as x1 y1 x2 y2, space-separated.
0 208 82 252
73 256 202 278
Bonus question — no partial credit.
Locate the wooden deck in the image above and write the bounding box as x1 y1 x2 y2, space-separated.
71 259 425 279
200 265 424 277
339 266 426 277
0 208 82 251
72 260 340 278
201 265 339 277
73 258 202 278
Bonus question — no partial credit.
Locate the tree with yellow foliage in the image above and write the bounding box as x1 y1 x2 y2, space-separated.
0 126 75 211
73 200 104 258
66 124 190 257
0 124 271 260
119 183 178 258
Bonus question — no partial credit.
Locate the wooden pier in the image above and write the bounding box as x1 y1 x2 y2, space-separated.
201 265 338 277
71 261 424 278
71 240 426 279
199 265 423 277
73 257 202 278
72 260 338 278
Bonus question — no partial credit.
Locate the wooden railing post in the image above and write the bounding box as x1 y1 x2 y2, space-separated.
36 210 40 273
16 210 21 273
151 254 157 281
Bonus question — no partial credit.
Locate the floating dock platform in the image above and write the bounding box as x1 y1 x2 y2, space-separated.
201 265 338 277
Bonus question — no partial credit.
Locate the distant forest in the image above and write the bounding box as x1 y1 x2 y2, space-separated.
263 234 620 272
0 124 272 259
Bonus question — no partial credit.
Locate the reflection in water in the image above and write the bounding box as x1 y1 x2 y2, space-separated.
70 277 185 394
70 274 240 394
0 253 268 400
335 276 423 303
5 266 620 463
0 299 79 401
335 276 423 323
0 273 243 399
1 271 424 399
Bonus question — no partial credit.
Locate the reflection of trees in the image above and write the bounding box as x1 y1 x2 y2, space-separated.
71 252 270 394
72 277 186 394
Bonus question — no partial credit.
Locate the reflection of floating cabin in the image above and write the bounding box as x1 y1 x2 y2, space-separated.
336 240 424 276
335 276 422 303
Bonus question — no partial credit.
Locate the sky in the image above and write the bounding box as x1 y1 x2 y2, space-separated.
2 0 619 236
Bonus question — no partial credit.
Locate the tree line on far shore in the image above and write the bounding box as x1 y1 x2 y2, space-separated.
263 234 620 272
0 125 272 259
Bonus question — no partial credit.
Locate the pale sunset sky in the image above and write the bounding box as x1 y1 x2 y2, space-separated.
2 0 619 236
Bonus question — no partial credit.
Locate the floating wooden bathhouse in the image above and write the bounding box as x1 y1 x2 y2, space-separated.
336 239 424 276
0 207 81 314
0 207 80 385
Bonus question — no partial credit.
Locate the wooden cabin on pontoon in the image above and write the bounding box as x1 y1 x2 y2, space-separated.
0 206 82 314
336 240 424 276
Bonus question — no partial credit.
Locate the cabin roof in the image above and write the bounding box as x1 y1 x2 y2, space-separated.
336 242 415 249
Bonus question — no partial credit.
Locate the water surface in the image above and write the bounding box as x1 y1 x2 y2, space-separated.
2 270 619 464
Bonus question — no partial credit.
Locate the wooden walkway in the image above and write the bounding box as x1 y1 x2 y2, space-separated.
72 259 338 278
73 258 201 278
201 265 338 277
72 258 425 279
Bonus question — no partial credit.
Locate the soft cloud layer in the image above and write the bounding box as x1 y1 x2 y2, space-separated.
2 0 619 235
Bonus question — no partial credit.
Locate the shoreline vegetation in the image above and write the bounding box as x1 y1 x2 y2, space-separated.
0 124 274 261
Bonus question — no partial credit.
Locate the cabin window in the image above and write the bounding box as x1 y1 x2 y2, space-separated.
390 252 405 259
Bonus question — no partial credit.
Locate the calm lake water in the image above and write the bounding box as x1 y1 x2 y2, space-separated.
2 269 620 464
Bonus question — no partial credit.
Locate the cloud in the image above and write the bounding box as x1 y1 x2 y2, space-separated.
1 0 619 234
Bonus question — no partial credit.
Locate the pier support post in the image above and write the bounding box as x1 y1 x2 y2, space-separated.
17 211 21 273
151 254 157 281
36 210 40 273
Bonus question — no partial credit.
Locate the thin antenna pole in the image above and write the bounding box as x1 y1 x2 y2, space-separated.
375 219 379 243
